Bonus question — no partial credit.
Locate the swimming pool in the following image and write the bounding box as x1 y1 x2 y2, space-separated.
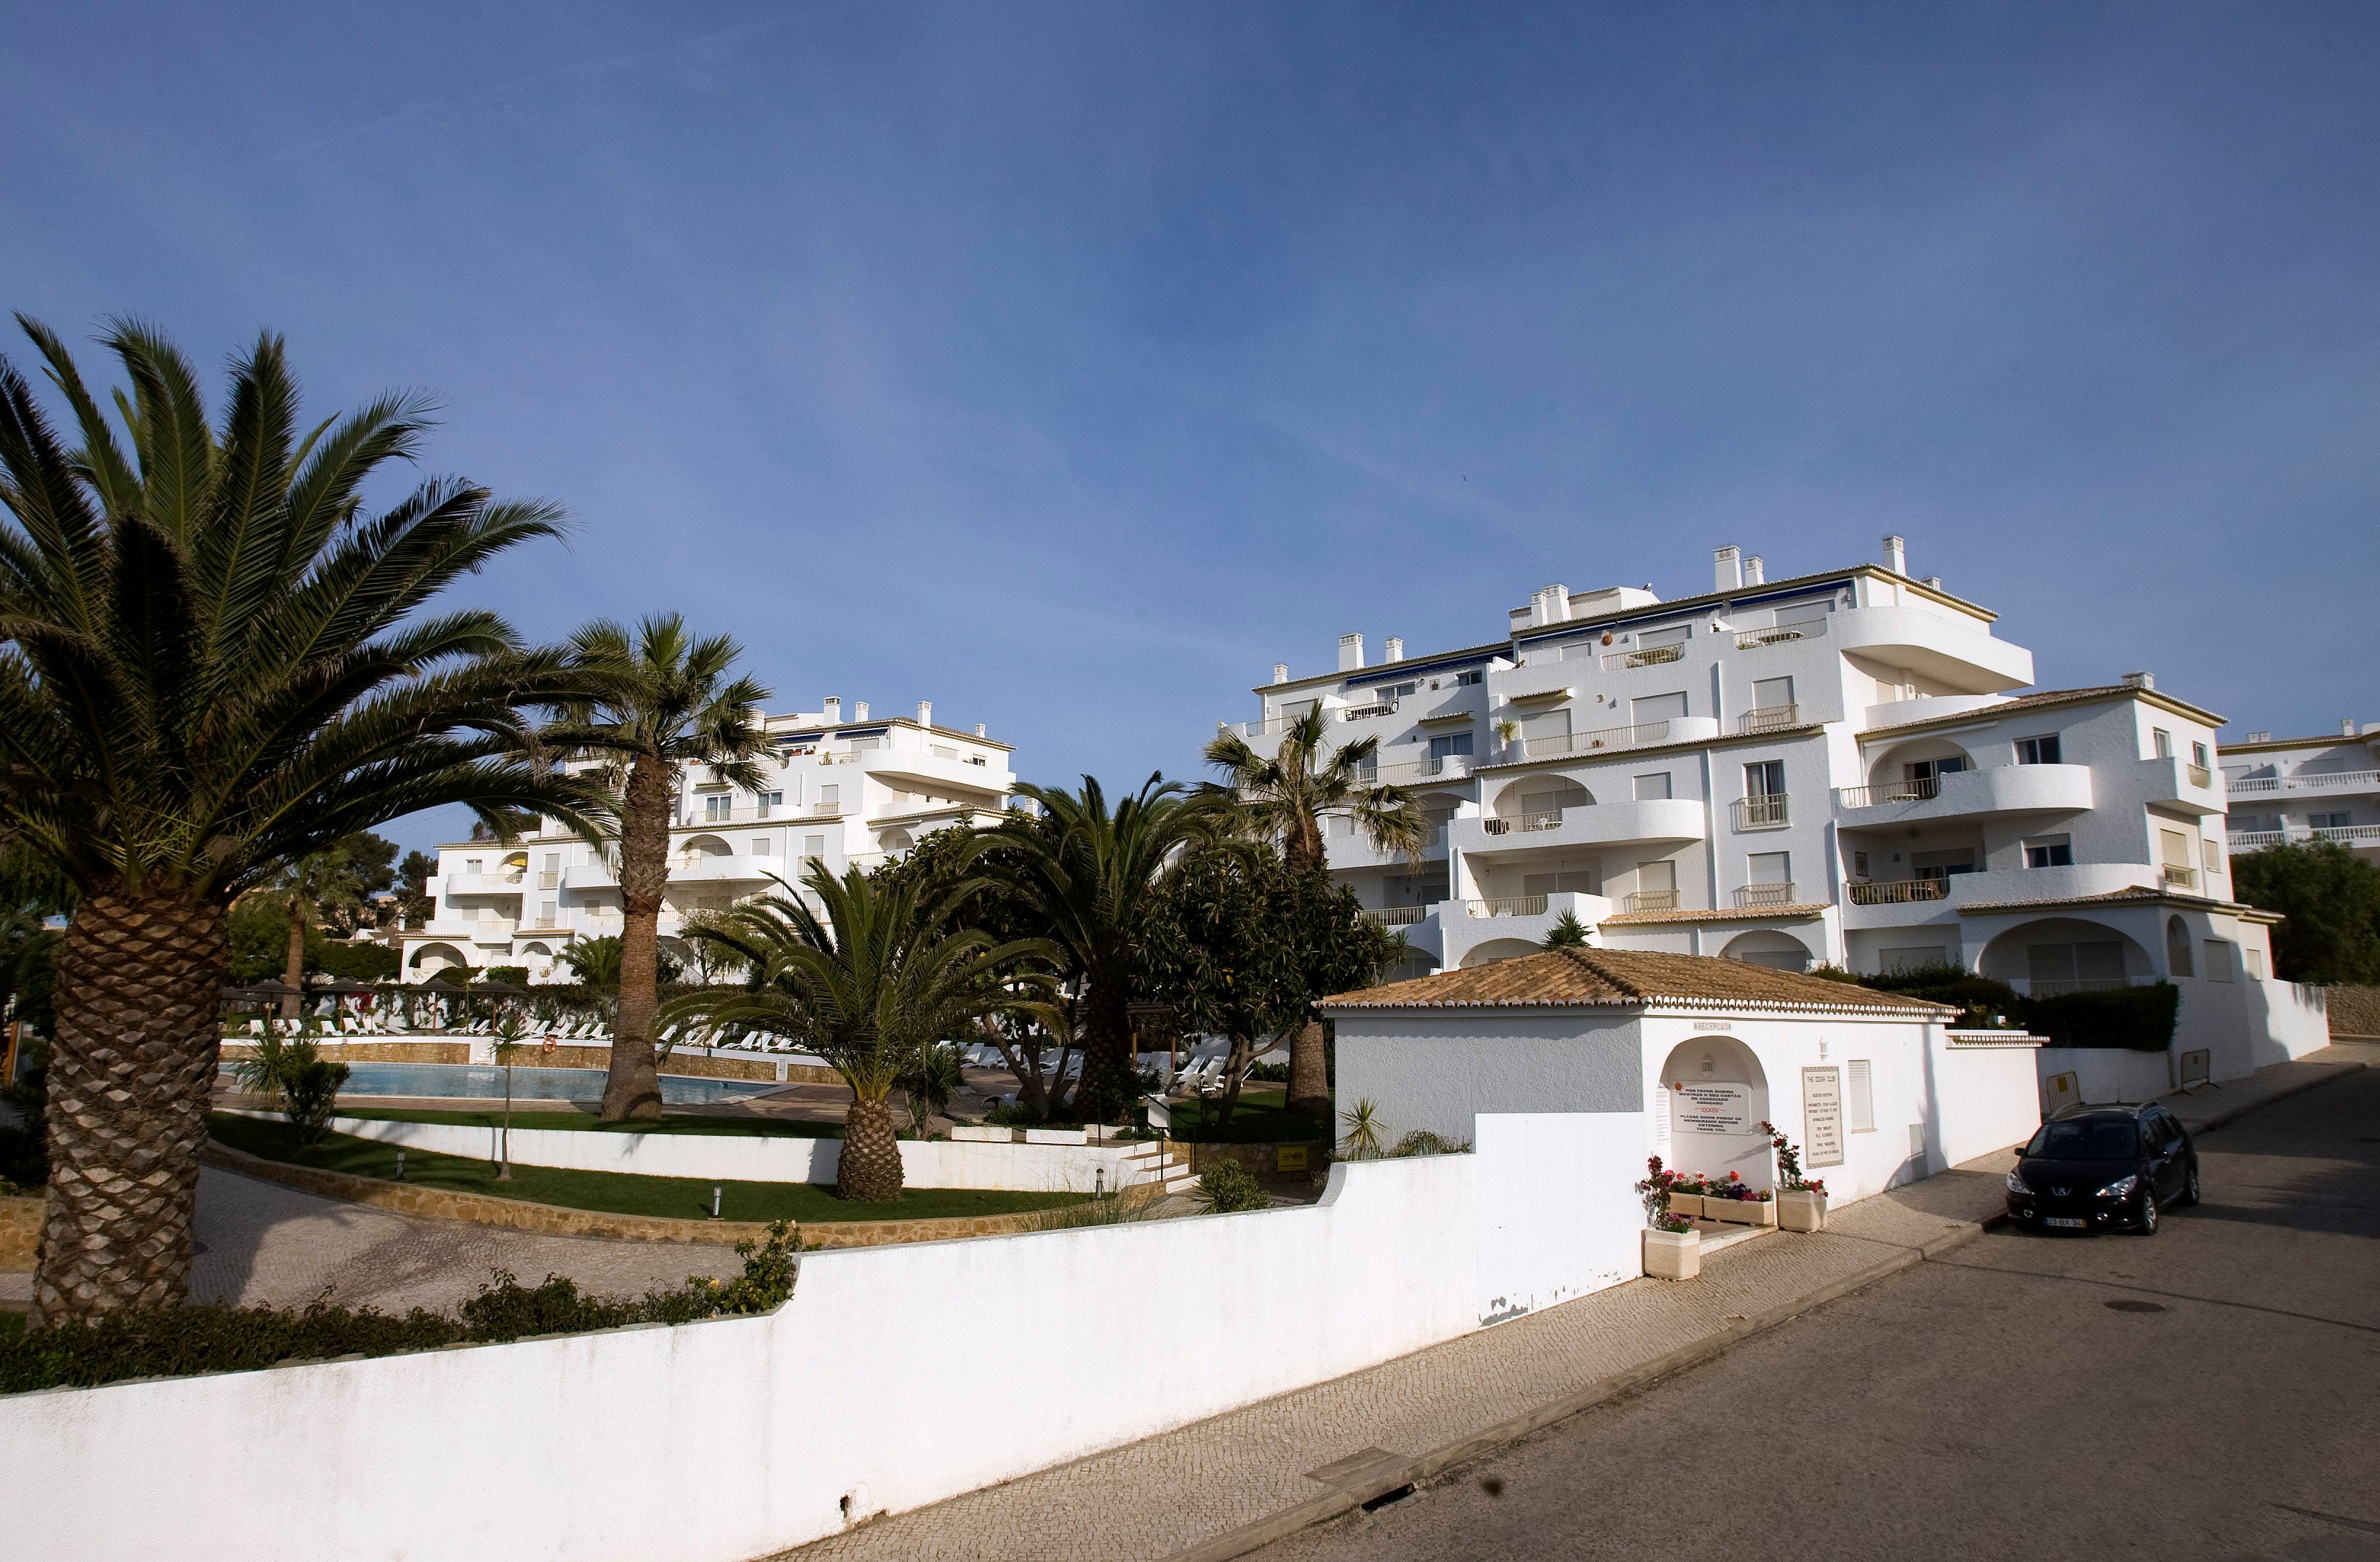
217 1061 782 1105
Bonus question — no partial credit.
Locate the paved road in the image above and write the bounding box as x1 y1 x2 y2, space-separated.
1254 1068 2380 1562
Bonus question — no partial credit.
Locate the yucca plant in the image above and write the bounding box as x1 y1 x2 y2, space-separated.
670 862 1051 1200
0 317 604 1324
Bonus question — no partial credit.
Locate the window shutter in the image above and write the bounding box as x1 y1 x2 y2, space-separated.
1847 1060 1875 1133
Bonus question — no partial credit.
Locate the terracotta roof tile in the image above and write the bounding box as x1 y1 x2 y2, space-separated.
1598 902 1832 925
1319 945 1954 1014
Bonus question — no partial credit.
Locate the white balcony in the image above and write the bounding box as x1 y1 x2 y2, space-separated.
1450 798 1706 857
1363 755 1470 785
1827 604 2034 693
670 854 775 884
1840 862 2159 929
1339 700 1400 723
1845 878 1949 906
1438 892 1611 969
2230 822 2380 852
560 862 618 890
2223 768 2379 798
1732 794 1790 830
1602 642 1685 672
1329 825 1448 870
1732 882 1800 909
1362 905 1429 927
1733 620 1827 651
1835 763 2093 823
2136 755 2225 819
1737 703 1803 734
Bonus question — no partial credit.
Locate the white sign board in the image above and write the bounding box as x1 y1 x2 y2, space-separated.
1800 1067 1845 1169
1672 1081 1753 1136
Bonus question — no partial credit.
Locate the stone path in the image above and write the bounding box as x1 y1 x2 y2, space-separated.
778 1044 2376 1562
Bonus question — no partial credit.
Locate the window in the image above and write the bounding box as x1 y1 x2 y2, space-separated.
2245 948 2266 979
751 836 775 856
704 795 730 822
1847 1060 1874 1133
1523 870 1598 895
2192 741 2210 769
1636 860 1677 892
1454 668 1484 687
2015 734 2061 766
802 834 826 861
1562 641 1600 662
932 745 957 760
538 901 556 926
1853 849 1871 878
1752 676 1794 710
819 785 839 809
2165 916 2194 977
2027 942 2125 984
1520 709 1572 745
463 858 482 875
1520 781 1590 816
1281 700 1317 723
1912 848 1976 878
2024 836 2074 869
1640 625 1689 649
1328 814 1354 838
1904 755 1970 785
2204 941 2234 982
2202 838 2221 873
2311 812 2353 830
2161 830 2192 868
1633 772 1672 801
1744 760 1786 798
2153 728 2173 758
1428 732 1474 760
1632 692 1689 724
1746 850 1791 884
757 790 782 818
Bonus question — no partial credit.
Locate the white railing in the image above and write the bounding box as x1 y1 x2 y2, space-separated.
1228 716 1300 739
2320 823 2380 844
1341 701 1399 721
2226 829 2283 849
1625 890 1679 912
2293 769 2380 791
1733 882 1799 908
1521 720 1671 759
1733 794 1790 829
1362 906 1428 927
1738 703 1801 733
809 801 846 818
2161 863 2197 889
1837 777 1939 809
2226 775 2279 793
2229 822 2380 850
1483 809 1565 836
537 872 560 889
1363 756 1457 784
1466 895 1549 918
1602 642 1684 670
1734 620 1829 650
1846 878 1949 905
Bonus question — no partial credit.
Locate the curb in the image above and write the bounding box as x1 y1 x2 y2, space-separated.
1160 1212 2005 1562
2173 1060 2368 1136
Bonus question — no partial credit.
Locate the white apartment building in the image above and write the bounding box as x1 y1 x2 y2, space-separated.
1223 537 2327 1081
2219 720 2380 868
396 698 1014 982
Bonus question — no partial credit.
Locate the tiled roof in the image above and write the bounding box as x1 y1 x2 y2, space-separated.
1861 684 2222 737
1319 946 1954 1014
1598 902 1832 925
1954 885 2256 916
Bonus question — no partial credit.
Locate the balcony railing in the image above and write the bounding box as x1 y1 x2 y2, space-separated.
1226 716 1301 739
1482 809 1565 836
2226 776 2278 793
1738 703 1801 733
1733 882 1800 908
537 871 560 889
2290 769 2380 791
2185 764 2212 788
1837 777 1939 809
1466 895 1549 918
1733 794 1790 829
1846 878 1949 905
1734 619 1829 650
2230 822 2380 850
1340 701 1399 721
1625 889 1679 912
1362 756 1458 784
1520 720 1670 760
2161 863 2197 889
1602 642 1684 671
808 801 846 818
1362 906 1428 927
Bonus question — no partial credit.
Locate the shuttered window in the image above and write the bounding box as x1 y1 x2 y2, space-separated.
1847 1060 1875 1133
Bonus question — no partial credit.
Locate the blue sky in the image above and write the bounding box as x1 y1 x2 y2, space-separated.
4 4 2376 854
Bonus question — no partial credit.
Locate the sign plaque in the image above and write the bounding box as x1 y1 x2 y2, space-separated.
1275 1145 1309 1173
1672 1081 1753 1135
1800 1067 1845 1169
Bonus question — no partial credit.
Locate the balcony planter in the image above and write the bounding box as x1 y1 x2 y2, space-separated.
1666 1192 1704 1220
1776 1188 1828 1233
1704 1195 1776 1228
1642 1227 1701 1281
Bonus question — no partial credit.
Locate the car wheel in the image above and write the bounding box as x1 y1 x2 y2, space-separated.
2134 1191 2159 1235
2178 1160 2200 1207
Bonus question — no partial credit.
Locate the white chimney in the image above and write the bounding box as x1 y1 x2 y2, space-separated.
1744 556 1765 585
973 723 986 737
1922 574 1942 589
1272 662 1289 685
1882 534 1907 575
2345 718 2360 737
2246 730 2269 743
1714 546 1742 592
854 700 869 721
1530 585 1570 627
1383 636 1403 664
823 696 841 723
916 700 932 727
1338 633 1365 671
2123 671 2154 692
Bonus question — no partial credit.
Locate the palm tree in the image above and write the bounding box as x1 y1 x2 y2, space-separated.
671 862 1050 1200
1541 910 1591 948
1202 708 1424 1116
543 615 770 1123
0 317 604 1324
981 775 1230 1124
259 835 391 1022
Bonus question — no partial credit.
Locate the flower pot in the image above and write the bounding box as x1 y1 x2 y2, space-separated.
1642 1227 1701 1281
1666 1193 1704 1220
1777 1187 1828 1233
1706 1197 1776 1228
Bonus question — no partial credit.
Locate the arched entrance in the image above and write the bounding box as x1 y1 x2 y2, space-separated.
1720 929 1813 972
1459 937 1541 968
1976 918 2152 996
410 942 466 974
1658 1035 1774 1191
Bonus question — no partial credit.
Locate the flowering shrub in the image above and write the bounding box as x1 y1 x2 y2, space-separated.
1760 1120 1826 1195
1634 1155 1684 1226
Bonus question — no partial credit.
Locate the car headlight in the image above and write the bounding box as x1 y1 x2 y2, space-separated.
2097 1175 2139 1199
2005 1169 2032 1195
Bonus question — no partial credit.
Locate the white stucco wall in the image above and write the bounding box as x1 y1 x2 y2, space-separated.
1334 1012 1645 1147
1929 1034 2045 1166
0 1128 1642 1562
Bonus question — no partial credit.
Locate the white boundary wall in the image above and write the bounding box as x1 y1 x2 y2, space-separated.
225 1113 1157 1193
0 1119 1643 1562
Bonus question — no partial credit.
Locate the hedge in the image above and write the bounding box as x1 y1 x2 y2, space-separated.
2021 982 2181 1052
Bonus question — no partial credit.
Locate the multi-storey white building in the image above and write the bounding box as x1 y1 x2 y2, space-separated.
1223 538 2328 1081
397 698 1015 981
2219 720 2380 868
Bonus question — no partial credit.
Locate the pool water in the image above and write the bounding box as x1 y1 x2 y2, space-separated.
217 1060 781 1105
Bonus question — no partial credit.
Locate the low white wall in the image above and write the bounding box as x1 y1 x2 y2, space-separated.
0 1121 1643 1562
2033 1046 2174 1105
251 1113 1157 1193
1929 1034 2043 1166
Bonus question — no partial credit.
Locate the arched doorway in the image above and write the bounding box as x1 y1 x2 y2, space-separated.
1976 918 2152 996
1658 1035 1774 1190
1459 937 1541 969
1720 928 1813 972
2164 916 2195 977
410 942 466 974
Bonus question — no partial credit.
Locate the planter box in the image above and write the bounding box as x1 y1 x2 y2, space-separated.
1777 1188 1829 1233
1704 1197 1776 1228
948 1124 1015 1143
1642 1227 1701 1281
1021 1126 1090 1146
1666 1192 1704 1220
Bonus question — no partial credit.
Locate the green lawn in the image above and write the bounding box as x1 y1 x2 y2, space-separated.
1167 1086 1329 1145
322 1105 842 1139
207 1114 1082 1225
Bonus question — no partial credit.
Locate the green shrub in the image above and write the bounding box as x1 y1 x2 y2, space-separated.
281 1044 351 1145
1245 1061 1290 1083
0 1220 805 1395
1858 961 2024 1022
2024 982 2180 1052
1195 1158 1268 1214
1389 1129 1470 1157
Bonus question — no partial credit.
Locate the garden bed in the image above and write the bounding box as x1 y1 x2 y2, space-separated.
1164 1086 1330 1145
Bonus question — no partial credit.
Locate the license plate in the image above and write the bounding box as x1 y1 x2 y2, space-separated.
2044 1217 2086 1229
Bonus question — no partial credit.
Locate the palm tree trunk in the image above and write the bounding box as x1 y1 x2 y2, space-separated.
32 889 228 1327
1077 980 1133 1125
838 1093 903 1201
1286 1018 1331 1118
281 894 306 1022
602 751 669 1122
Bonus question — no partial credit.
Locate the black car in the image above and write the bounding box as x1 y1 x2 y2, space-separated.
2005 1103 2199 1234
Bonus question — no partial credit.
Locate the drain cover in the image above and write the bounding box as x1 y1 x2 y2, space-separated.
2104 1299 2167 1313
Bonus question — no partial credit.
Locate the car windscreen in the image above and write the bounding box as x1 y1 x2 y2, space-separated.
2026 1119 2139 1161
